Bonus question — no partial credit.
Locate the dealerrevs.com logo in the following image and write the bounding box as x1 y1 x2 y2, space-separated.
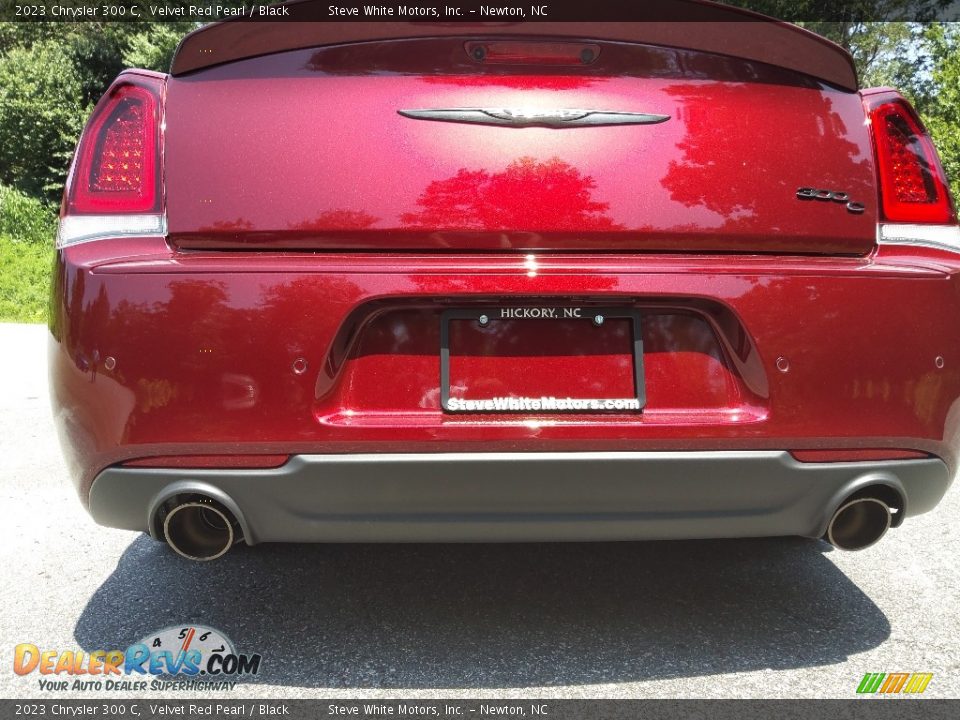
13 625 261 692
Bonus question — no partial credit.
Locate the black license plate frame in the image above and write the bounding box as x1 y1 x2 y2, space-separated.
440 306 646 413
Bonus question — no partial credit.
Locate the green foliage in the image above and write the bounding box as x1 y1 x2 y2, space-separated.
0 20 199 323
0 185 57 246
0 183 56 322
0 234 53 323
0 20 203 205
913 23 960 200
726 0 953 24
806 21 960 200
0 13 958 327
0 41 88 200
67 25 150 106
0 20 60 56
835 22 919 88
123 24 190 71
65 23 196 99
0 22 194 102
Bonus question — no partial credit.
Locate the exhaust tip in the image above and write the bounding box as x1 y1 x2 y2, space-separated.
827 497 892 551
162 499 238 561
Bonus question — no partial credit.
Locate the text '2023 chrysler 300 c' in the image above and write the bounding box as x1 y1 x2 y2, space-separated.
50 1 959 560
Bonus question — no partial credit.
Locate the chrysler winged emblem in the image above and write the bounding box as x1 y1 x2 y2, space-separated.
397 108 670 128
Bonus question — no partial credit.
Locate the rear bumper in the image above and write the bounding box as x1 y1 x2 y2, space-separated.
51 243 960 531
88 451 950 543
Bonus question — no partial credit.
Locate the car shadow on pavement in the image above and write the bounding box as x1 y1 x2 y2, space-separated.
75 536 888 688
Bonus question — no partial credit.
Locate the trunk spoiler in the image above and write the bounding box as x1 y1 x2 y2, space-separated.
170 0 858 91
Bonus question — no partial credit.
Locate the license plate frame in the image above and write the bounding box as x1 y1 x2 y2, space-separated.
440 307 646 413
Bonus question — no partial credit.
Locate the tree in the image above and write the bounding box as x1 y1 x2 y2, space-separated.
0 41 87 199
0 21 197 201
721 2 953 84
400 157 623 231
911 23 960 199
123 24 192 71
732 1 960 198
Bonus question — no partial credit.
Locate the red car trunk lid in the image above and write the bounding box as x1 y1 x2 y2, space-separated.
163 35 877 255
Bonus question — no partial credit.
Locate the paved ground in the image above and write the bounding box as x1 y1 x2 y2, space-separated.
1 321 958 700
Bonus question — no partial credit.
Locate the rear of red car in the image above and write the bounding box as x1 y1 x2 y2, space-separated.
50 5 959 560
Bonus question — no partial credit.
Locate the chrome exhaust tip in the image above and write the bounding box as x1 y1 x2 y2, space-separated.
826 497 892 551
162 499 239 561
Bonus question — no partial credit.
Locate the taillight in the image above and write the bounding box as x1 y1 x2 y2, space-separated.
865 94 955 224
58 72 165 248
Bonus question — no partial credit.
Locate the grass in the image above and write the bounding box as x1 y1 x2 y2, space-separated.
0 234 53 323
0 184 56 323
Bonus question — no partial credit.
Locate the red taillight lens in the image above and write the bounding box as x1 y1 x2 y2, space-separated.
67 78 161 215
867 96 954 224
91 99 149 194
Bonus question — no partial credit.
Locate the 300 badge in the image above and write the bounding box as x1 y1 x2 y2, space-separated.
796 186 866 214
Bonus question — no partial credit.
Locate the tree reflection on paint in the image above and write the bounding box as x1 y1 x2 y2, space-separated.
401 156 623 231
290 210 379 231
659 83 871 225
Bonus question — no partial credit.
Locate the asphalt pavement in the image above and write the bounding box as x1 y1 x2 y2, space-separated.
1 322 958 699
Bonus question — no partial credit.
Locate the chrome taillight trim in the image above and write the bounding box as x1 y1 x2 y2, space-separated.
57 213 167 249
877 223 960 253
